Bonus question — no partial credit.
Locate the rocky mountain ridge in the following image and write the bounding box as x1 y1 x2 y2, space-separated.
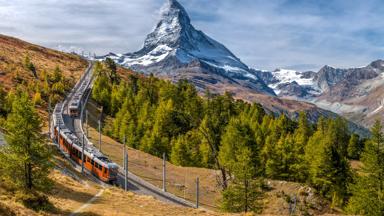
260 60 384 127
102 0 275 96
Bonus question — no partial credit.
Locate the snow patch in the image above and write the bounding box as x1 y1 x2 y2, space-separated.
201 60 256 79
369 98 384 116
272 69 314 87
264 69 322 95
122 45 173 66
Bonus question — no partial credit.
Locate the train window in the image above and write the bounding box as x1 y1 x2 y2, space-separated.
103 167 107 174
87 157 90 163
91 160 94 166
97 163 102 170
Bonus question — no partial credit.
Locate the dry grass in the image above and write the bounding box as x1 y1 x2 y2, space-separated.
0 34 87 91
82 187 231 216
0 146 232 216
350 160 363 171
0 34 87 127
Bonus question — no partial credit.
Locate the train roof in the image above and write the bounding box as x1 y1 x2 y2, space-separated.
56 122 118 168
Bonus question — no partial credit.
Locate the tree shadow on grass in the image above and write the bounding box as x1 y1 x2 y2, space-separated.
43 182 104 215
48 181 97 203
0 202 16 216
74 212 102 216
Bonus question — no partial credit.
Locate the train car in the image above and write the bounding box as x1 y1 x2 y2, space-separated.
69 99 81 117
52 124 119 183
52 106 118 183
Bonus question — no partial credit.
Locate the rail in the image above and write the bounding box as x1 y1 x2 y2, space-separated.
59 61 195 208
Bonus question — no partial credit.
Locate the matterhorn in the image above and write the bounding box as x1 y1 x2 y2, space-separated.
103 0 275 96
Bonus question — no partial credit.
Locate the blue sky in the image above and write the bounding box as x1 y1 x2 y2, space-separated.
0 0 383 71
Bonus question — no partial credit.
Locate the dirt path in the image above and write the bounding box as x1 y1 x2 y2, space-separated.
69 189 105 216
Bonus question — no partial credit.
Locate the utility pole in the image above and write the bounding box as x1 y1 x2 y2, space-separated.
196 177 200 209
163 153 166 192
82 133 85 174
98 119 101 152
124 136 128 191
57 126 60 150
98 107 103 152
48 98 51 140
86 110 89 137
245 179 248 213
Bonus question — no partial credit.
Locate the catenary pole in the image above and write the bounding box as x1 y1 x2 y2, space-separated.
98 119 101 152
196 177 200 209
163 153 166 192
48 98 51 140
82 133 85 174
86 110 89 137
124 136 128 191
57 126 60 150
98 107 103 152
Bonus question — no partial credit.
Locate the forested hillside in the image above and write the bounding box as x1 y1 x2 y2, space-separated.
92 59 382 214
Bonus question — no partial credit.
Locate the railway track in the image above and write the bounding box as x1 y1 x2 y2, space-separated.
54 61 195 208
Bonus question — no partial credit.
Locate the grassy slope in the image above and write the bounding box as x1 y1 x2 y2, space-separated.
0 34 87 91
1 146 227 216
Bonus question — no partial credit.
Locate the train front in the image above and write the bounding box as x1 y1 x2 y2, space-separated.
107 162 119 184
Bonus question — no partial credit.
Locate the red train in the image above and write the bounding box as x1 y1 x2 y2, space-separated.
53 104 119 183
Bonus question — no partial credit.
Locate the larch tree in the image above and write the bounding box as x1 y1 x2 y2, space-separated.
0 84 6 116
305 118 352 208
0 91 52 191
219 118 263 213
292 112 311 181
199 93 238 189
347 120 384 215
347 134 361 160
170 130 203 167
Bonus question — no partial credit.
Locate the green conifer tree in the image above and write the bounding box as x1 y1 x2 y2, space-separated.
0 91 52 191
347 134 361 160
220 139 263 213
347 120 384 215
305 118 352 207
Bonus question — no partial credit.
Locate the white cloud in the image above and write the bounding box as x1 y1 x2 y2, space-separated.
0 0 383 71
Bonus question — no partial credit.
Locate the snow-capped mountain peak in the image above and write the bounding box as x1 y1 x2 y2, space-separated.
142 0 191 51
102 0 275 96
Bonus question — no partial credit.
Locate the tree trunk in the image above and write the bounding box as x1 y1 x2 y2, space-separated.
244 178 248 212
27 162 32 190
24 163 28 190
